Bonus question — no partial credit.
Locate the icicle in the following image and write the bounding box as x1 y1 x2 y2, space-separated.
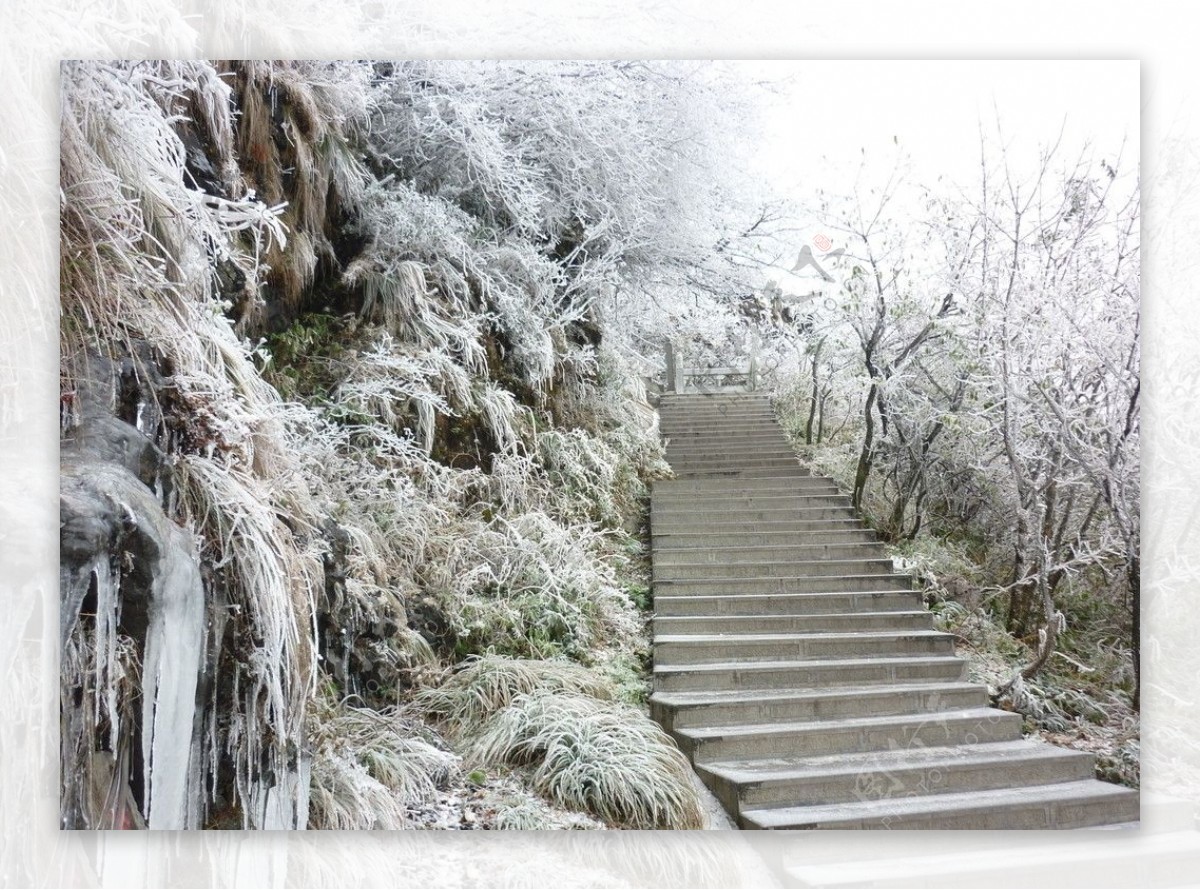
252 764 308 830
141 521 206 829
90 554 121 754
417 399 435 453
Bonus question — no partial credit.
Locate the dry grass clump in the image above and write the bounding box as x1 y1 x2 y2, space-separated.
222 60 371 318
414 655 613 736
469 691 704 830
307 696 459 830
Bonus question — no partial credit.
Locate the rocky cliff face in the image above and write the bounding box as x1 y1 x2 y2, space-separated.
61 347 212 829
58 60 371 829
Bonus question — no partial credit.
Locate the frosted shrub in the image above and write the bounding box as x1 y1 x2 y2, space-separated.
344 181 485 356
222 60 371 316
481 244 560 387
333 335 468 450
535 429 620 524
420 512 639 659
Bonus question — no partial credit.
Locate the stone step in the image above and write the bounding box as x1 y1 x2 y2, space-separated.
672 467 801 474
653 476 837 493
741 779 1140 830
663 413 783 423
657 415 777 424
662 388 764 395
665 440 795 450
660 392 773 400
699 739 1096 813
662 399 774 406
654 630 955 665
673 467 812 479
676 707 1023 763
652 528 880 549
662 422 781 433
654 542 888 565
660 403 777 414
652 681 984 732
654 590 925 617
655 479 834 494
660 408 774 415
665 448 801 463
653 482 840 500
665 439 790 449
661 400 776 409
655 494 850 509
654 573 913 595
662 429 792 441
652 518 870 537
660 405 775 410
661 401 777 411
653 506 860 527
664 416 781 424
660 401 775 409
653 557 894 581
659 394 773 403
660 419 785 430
653 655 968 693
652 523 863 539
651 521 867 537
666 449 793 457
668 460 805 474
656 496 852 513
665 440 792 452
653 508 857 528
652 610 935 636
652 493 850 512
666 443 792 453
654 544 883 564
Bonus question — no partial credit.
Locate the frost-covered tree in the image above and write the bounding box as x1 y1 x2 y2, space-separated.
944 142 1140 700
775 137 1140 714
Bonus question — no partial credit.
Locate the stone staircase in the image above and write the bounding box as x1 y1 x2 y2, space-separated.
649 391 1140 830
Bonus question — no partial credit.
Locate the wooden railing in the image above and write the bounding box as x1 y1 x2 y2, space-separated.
663 335 761 392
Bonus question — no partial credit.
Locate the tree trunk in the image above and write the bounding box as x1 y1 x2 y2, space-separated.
1129 553 1140 711
852 382 878 511
805 341 823 445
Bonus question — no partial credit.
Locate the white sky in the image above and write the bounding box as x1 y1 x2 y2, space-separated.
738 59 1139 193
728 60 1140 289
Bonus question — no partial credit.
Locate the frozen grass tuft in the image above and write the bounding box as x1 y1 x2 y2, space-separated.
486 792 604 830
307 697 460 829
414 655 613 736
492 799 558 830
469 691 704 829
